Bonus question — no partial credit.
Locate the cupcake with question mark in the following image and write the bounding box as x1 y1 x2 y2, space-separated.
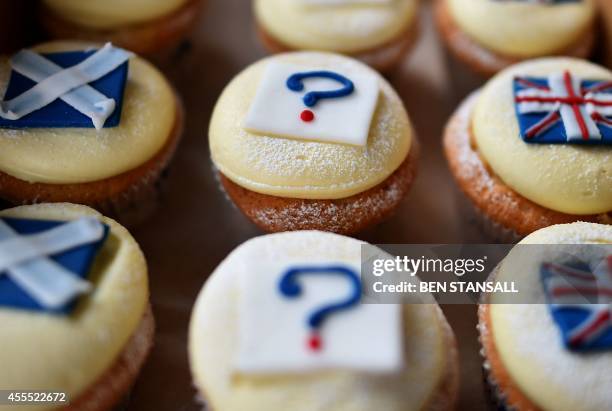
209 52 419 235
189 230 459 411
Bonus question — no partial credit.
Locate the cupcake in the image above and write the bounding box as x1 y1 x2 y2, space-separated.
434 0 597 77
253 0 421 73
39 0 202 56
189 230 459 411
0 41 184 225
0 202 153 411
443 57 612 242
478 222 612 411
209 52 418 235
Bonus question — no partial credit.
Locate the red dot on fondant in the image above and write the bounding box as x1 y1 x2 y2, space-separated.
308 333 322 352
300 110 315 122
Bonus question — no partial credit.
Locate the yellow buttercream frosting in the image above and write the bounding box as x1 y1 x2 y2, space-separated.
446 0 596 58
0 203 148 411
189 231 451 411
43 0 190 29
209 52 412 200
254 0 419 54
0 41 176 184
490 222 612 411
473 58 612 215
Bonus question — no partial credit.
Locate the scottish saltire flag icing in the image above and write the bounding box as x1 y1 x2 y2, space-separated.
0 217 109 314
0 43 132 130
513 71 612 145
541 257 612 351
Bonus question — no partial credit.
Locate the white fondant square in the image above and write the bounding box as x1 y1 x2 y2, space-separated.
243 62 380 146
234 257 404 375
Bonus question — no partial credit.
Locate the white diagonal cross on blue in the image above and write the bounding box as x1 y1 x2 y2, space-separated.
0 217 105 309
0 43 132 130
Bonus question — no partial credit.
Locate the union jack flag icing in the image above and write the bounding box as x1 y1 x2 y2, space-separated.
541 256 612 351
513 71 612 145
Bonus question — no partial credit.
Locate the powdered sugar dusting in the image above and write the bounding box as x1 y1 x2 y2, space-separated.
520 221 612 245
494 302 612 411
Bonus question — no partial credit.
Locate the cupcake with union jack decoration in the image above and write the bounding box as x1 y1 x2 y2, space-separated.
434 0 597 78
478 222 612 411
443 57 612 242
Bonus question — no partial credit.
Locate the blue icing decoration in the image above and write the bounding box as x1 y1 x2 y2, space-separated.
540 260 612 352
279 265 361 330
0 217 109 314
0 50 128 129
286 71 354 108
513 75 612 145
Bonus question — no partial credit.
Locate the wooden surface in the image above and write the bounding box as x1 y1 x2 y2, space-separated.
125 1 490 410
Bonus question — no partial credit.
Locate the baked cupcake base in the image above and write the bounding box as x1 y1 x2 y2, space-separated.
476 266 526 411
433 0 595 78
430 305 461 411
0 94 184 227
443 93 610 241
478 303 540 411
452 182 523 244
66 305 155 411
218 140 418 235
256 21 420 74
39 0 203 56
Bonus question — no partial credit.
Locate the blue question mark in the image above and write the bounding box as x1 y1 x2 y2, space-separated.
278 265 361 352
286 71 354 123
